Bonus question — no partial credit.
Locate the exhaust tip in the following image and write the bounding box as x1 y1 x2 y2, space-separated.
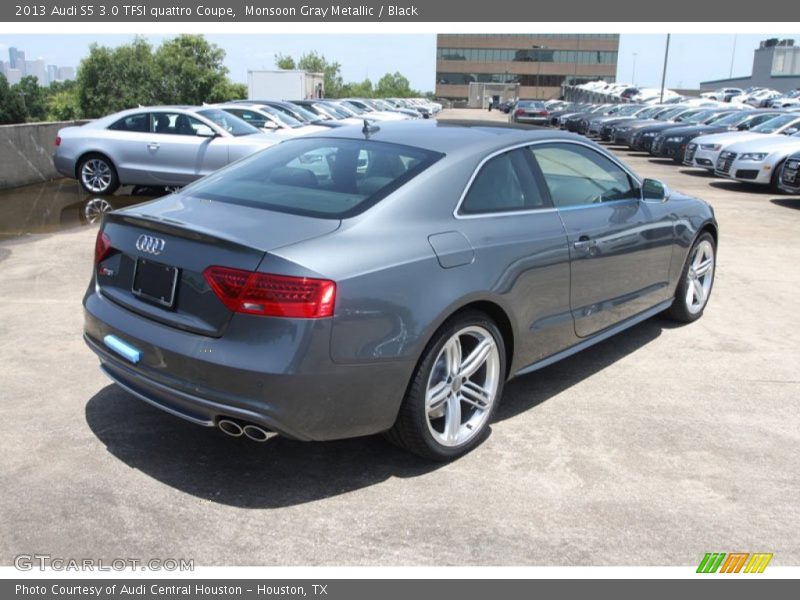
218 419 244 438
242 424 273 443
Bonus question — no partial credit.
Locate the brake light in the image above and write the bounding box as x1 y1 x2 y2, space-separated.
203 266 336 318
55 136 61 147
94 230 111 265
515 109 525 116
541 110 549 117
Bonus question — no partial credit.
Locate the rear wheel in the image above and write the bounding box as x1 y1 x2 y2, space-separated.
665 232 716 323
770 159 787 193
78 154 119 195
386 310 506 461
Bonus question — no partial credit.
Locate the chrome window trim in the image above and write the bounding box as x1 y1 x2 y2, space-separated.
453 138 642 220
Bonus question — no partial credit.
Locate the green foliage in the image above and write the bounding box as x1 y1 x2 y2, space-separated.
0 74 27 124
46 83 81 121
12 75 47 121
78 37 157 117
275 53 296 70
375 72 415 98
340 78 374 98
76 34 244 117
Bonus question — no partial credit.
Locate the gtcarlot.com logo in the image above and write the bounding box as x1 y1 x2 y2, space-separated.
14 554 194 571
697 552 773 573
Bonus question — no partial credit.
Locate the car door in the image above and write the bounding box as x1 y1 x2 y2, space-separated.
104 112 156 184
146 111 229 185
454 147 575 367
528 142 674 337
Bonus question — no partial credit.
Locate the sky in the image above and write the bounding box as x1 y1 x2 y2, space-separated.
0 33 797 92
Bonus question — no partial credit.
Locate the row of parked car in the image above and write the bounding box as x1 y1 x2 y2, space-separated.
700 86 800 108
54 97 442 195
539 98 800 194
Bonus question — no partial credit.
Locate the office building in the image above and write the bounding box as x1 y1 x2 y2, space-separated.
701 38 800 94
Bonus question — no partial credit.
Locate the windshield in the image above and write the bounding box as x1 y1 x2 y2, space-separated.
259 106 303 128
752 114 800 133
342 101 368 115
184 138 443 219
712 112 753 127
288 103 327 122
518 101 545 109
196 109 260 136
617 105 643 116
683 110 715 124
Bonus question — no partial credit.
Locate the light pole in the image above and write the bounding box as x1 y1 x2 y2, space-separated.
632 52 638 84
533 44 549 100
729 34 737 78
659 34 671 103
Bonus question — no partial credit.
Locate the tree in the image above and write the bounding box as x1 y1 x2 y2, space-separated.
275 53 296 70
12 76 47 121
77 37 157 117
375 72 415 98
46 81 81 121
340 78 374 98
296 51 344 98
154 35 231 105
0 74 27 124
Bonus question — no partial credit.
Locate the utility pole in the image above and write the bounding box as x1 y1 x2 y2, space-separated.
659 34 671 103
729 34 737 78
632 53 638 84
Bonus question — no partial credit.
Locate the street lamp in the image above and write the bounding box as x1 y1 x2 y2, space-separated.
632 52 638 84
533 44 549 100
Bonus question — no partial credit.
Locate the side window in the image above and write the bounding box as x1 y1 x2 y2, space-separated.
108 113 149 132
460 148 545 215
529 143 639 208
150 112 208 136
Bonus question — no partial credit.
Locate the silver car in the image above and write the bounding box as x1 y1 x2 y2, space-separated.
54 106 279 195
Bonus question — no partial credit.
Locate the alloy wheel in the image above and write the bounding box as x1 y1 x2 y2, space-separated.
81 159 113 194
685 239 714 314
425 325 500 447
83 197 113 224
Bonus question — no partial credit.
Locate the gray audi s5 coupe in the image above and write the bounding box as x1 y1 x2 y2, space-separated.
84 120 718 460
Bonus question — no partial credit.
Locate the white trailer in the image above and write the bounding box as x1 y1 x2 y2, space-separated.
247 70 325 101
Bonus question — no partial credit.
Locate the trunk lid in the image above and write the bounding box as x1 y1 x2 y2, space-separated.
97 194 340 337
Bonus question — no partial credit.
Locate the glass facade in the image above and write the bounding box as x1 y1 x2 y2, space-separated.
772 46 800 76
437 48 618 65
436 73 614 86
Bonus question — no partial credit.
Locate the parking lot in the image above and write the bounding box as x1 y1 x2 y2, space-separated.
1 108 799 566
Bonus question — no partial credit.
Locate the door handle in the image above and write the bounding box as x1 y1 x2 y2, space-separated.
573 236 596 250
147 142 160 150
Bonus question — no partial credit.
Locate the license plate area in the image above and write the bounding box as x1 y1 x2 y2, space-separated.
132 258 179 308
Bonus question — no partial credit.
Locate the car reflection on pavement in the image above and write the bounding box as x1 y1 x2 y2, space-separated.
0 179 172 239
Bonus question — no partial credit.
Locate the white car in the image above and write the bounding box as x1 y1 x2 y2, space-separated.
714 133 800 190
334 99 408 121
683 114 800 171
701 88 743 102
216 103 328 137
745 89 782 108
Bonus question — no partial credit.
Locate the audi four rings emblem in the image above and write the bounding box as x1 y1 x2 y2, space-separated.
135 234 166 255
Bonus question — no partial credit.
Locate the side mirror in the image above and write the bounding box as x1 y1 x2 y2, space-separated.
782 127 798 136
642 178 670 202
261 121 279 131
195 125 216 138
737 123 750 130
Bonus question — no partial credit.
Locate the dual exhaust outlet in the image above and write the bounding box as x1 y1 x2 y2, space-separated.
218 419 275 443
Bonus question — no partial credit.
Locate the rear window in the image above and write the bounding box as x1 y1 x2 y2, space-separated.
183 137 443 219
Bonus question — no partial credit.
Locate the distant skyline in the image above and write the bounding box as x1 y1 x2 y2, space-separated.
0 33 796 91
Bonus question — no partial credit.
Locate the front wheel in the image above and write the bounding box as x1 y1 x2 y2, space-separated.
665 232 716 323
386 310 506 461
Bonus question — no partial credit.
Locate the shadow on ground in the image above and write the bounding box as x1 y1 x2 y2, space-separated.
770 198 800 209
85 317 667 509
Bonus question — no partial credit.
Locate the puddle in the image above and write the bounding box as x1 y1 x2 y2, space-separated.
0 179 170 241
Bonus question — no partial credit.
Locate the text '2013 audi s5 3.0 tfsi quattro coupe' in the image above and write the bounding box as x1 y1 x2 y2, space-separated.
84 120 718 460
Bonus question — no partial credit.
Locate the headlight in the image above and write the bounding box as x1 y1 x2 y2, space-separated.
616 127 630 133
739 153 768 161
642 132 657 137
701 143 722 151
787 160 800 169
666 136 685 143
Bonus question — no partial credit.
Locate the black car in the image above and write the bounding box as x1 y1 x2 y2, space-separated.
650 110 785 163
778 150 800 194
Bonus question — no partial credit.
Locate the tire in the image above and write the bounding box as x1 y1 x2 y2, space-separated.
664 232 716 323
770 159 787 194
386 310 507 461
77 153 120 196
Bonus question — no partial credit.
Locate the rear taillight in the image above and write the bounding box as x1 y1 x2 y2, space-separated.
55 136 61 147
515 109 525 116
541 110 549 117
203 266 336 319
94 230 111 265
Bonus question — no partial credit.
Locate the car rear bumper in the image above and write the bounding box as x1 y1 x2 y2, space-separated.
84 289 412 441
53 152 75 178
515 116 549 125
